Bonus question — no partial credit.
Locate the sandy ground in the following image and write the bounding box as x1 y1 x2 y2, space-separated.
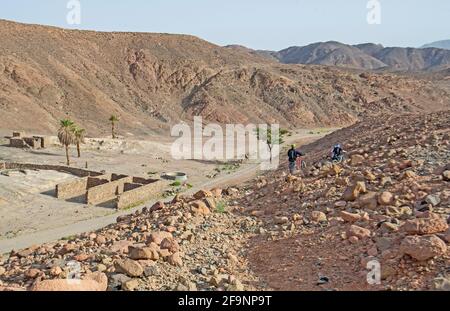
0 128 333 253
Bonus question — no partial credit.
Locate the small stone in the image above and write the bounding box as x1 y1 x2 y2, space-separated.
425 194 441 207
311 211 327 223
378 192 394 206
122 279 140 291
49 266 63 277
275 216 289 225
443 171 450 182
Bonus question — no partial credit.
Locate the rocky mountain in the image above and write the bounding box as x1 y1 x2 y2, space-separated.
0 19 449 137
422 40 450 50
249 41 450 72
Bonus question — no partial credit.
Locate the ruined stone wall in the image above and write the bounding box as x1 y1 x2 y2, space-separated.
9 138 25 148
87 175 111 188
56 177 89 200
55 174 113 200
116 180 166 210
3 162 102 177
86 176 133 205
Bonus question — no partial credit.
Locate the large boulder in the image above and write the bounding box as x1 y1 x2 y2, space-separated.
114 259 144 277
402 214 449 235
342 182 367 202
400 235 447 261
31 272 107 291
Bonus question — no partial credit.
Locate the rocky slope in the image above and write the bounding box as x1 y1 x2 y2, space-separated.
1 111 448 291
1 20 450 137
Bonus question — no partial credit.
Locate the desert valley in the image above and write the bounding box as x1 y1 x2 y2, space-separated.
0 19 449 292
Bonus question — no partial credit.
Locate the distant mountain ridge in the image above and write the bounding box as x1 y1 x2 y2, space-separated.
227 41 450 72
422 40 450 50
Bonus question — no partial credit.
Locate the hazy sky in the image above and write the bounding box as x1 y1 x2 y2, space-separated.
1 0 449 50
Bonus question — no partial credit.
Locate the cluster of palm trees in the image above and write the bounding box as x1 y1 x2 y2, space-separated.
57 119 86 166
57 115 119 166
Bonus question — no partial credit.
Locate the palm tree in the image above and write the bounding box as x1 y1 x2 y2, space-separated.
58 119 76 166
73 127 86 158
109 115 119 139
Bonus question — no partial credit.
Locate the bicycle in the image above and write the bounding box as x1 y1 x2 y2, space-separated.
296 156 307 171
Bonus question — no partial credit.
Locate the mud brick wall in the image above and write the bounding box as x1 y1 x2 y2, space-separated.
4 162 102 177
56 177 89 200
116 180 166 210
86 176 133 205
132 177 159 185
9 138 25 148
87 175 111 188
124 183 142 192
56 174 111 200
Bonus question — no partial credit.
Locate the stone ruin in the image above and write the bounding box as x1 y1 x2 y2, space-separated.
56 173 167 210
0 162 167 210
6 132 50 149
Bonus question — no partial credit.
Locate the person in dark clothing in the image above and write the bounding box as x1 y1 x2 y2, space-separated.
331 144 344 162
288 145 304 174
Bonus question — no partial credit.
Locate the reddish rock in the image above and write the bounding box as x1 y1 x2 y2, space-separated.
147 231 173 245
160 238 180 253
193 190 213 200
340 211 361 223
167 252 183 267
150 201 165 212
402 213 448 235
347 225 371 239
400 235 447 261
114 259 144 277
31 272 107 291
190 200 211 215
378 191 394 206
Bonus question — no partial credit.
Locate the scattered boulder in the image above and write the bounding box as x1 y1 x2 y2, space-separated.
340 211 361 223
148 231 173 245
190 200 211 215
347 225 371 239
443 171 450 182
193 190 213 200
311 211 327 223
342 181 367 202
31 272 107 291
402 214 449 235
400 235 447 261
128 246 159 261
378 191 394 206
114 259 144 277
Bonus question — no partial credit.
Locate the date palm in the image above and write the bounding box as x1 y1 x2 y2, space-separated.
109 115 119 139
73 127 86 158
58 119 76 166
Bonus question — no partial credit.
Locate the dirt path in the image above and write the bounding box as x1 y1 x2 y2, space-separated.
0 131 328 255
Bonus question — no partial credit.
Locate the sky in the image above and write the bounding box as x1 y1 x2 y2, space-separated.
0 0 449 50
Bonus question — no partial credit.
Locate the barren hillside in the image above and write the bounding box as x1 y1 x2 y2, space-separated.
1 20 449 137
